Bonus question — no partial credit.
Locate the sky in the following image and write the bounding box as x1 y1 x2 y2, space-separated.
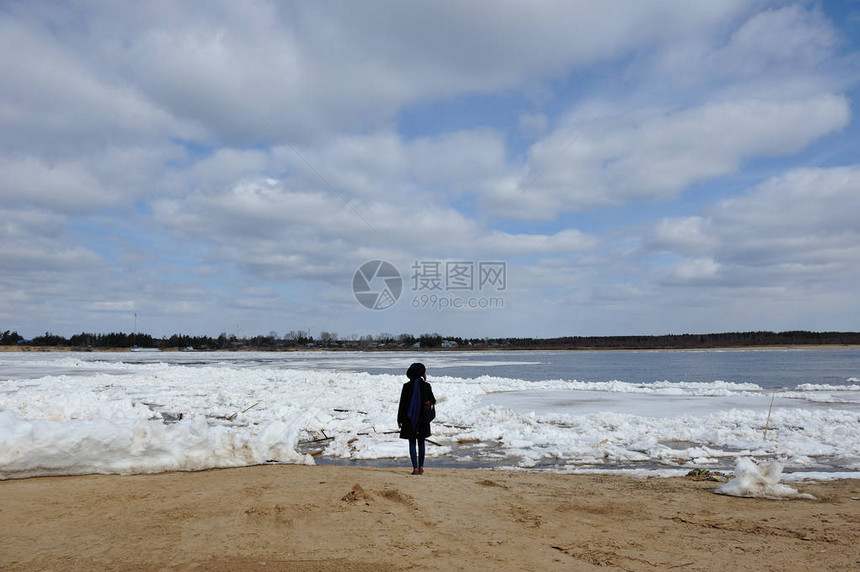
1 0 859 340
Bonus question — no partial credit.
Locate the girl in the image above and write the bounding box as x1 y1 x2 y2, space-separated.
397 362 436 474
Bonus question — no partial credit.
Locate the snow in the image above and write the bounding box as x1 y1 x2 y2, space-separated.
1 351 859 480
715 458 817 499
0 410 312 479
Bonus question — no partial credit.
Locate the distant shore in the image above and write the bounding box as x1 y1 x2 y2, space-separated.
5 329 859 353
2 465 858 571
2 344 860 353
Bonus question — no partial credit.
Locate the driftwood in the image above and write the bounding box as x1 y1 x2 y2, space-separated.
377 430 441 446
300 427 443 447
763 393 775 441
301 435 334 444
298 430 333 445
226 401 260 421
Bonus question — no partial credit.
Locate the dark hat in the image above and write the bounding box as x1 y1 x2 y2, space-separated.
406 362 426 379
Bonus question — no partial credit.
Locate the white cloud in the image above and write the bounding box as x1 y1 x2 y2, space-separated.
671 258 721 282
3 1 846 219
151 175 600 287
518 113 548 138
1 1 858 337
714 166 860 235
0 243 102 274
298 132 411 199
651 216 714 256
0 208 66 240
163 148 273 195
0 1 754 150
710 5 836 79
0 15 199 156
0 156 118 212
647 165 860 282
498 93 850 218
0 209 104 316
479 229 599 256
86 301 136 313
408 129 509 190
646 3 845 101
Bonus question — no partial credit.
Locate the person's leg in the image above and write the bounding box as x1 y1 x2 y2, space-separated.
408 438 418 471
417 438 426 472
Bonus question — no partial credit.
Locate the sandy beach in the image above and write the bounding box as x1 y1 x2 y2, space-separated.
1 465 858 571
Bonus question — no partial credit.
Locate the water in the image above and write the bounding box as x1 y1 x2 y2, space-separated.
1 349 858 479
339 348 860 388
42 347 857 388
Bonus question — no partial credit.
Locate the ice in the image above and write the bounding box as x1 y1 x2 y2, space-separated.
1 351 859 479
715 458 817 499
0 410 313 479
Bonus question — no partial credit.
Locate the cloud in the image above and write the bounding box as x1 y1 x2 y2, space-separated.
0 144 186 213
0 208 66 240
0 1 754 150
0 156 119 212
651 216 714 256
0 243 102 274
86 301 136 313
519 112 549 138
1 2 858 337
671 258 721 282
161 147 274 195
2 2 846 219
647 165 860 284
492 93 850 218
708 5 837 80
479 229 599 256
0 14 199 156
408 129 509 190
0 208 106 332
0 208 102 271
151 173 600 286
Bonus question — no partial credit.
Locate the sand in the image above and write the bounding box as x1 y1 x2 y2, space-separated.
1 466 858 571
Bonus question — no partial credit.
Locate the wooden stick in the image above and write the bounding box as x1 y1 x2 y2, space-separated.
226 401 261 421
299 436 334 444
298 430 331 445
763 393 775 441
379 430 441 446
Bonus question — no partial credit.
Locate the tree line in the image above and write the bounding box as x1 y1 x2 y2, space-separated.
2 328 859 350
491 330 860 349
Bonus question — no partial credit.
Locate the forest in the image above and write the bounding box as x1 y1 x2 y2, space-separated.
2 328 859 351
